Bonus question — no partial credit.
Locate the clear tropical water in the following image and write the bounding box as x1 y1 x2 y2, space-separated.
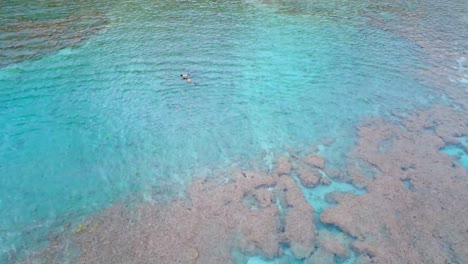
0 0 464 262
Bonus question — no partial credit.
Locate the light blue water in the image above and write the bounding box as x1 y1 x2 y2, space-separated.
287 169 364 263
0 0 447 261
295 173 366 215
441 137 468 169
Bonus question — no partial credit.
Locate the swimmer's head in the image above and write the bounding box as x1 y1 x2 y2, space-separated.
181 73 189 78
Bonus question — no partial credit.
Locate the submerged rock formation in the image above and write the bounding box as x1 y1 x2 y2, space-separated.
20 157 319 263
0 14 107 68
18 105 468 264
321 106 468 263
16 96 467 264
363 0 468 110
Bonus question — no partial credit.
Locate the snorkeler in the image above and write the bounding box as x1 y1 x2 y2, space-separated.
180 73 192 83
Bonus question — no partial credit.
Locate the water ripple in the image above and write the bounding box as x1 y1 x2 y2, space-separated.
1 0 463 261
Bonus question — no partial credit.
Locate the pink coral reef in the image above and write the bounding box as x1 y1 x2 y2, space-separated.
363 0 468 109
20 103 468 264
21 157 319 263
321 106 468 263
0 14 107 67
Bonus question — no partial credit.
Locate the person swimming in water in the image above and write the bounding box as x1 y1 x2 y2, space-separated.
180 73 192 83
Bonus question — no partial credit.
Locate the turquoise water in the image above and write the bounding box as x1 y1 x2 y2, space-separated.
0 0 448 261
295 173 366 215
441 137 468 169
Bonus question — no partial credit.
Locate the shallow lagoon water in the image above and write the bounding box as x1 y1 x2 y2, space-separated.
0 0 464 262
